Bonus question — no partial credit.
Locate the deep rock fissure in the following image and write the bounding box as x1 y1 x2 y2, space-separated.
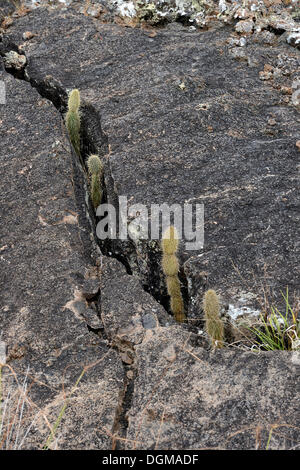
1 40 254 353
1 39 229 357
0 37 175 314
111 365 136 449
0 40 186 446
0 49 139 448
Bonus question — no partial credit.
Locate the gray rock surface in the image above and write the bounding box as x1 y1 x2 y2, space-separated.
0 66 125 449
0 4 299 450
3 6 299 308
127 326 300 450
100 257 172 344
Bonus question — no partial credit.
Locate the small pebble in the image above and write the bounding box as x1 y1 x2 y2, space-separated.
259 71 272 80
22 31 36 40
281 86 292 95
235 19 254 34
127 370 134 380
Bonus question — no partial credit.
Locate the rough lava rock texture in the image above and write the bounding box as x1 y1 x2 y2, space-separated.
126 326 300 449
0 64 126 449
0 2 299 450
2 6 299 309
14 0 300 40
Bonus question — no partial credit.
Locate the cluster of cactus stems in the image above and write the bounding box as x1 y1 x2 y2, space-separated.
65 89 81 156
161 226 186 323
87 154 104 209
203 289 224 349
65 91 224 343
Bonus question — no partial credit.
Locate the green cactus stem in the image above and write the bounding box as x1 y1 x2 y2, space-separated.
87 154 103 209
65 89 81 156
161 226 186 323
203 289 224 349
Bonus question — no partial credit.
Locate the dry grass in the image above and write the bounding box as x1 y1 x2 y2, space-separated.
0 363 49 450
10 1 30 17
0 350 113 450
1 328 299 450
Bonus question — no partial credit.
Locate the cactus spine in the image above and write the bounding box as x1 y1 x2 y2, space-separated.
87 154 103 209
65 89 81 156
203 289 224 349
161 226 186 323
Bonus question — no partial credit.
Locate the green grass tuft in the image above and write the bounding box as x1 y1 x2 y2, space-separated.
247 289 300 351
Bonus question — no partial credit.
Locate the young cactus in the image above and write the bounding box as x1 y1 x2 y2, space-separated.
87 154 103 209
161 226 186 323
203 289 224 349
65 89 81 156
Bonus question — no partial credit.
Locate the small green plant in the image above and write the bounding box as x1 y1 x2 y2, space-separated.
248 289 300 351
87 154 104 209
161 226 186 323
65 89 81 156
203 289 224 349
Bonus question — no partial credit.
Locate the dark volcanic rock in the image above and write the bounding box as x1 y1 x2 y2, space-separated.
127 326 300 450
3 7 299 311
0 6 299 450
0 65 125 449
100 256 172 344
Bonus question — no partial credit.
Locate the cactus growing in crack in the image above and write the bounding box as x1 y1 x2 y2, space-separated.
65 89 81 156
161 225 186 323
87 154 103 209
203 289 224 349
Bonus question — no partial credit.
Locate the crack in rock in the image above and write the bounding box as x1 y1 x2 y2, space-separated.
0 38 189 447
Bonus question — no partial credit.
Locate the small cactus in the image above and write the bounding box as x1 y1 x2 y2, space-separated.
161 226 186 323
65 89 81 156
87 154 103 209
68 88 80 112
203 289 224 349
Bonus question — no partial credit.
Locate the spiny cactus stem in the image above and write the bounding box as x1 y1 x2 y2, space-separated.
87 154 103 176
203 290 224 349
161 226 186 323
65 89 81 156
87 154 103 209
68 89 80 113
91 173 102 209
